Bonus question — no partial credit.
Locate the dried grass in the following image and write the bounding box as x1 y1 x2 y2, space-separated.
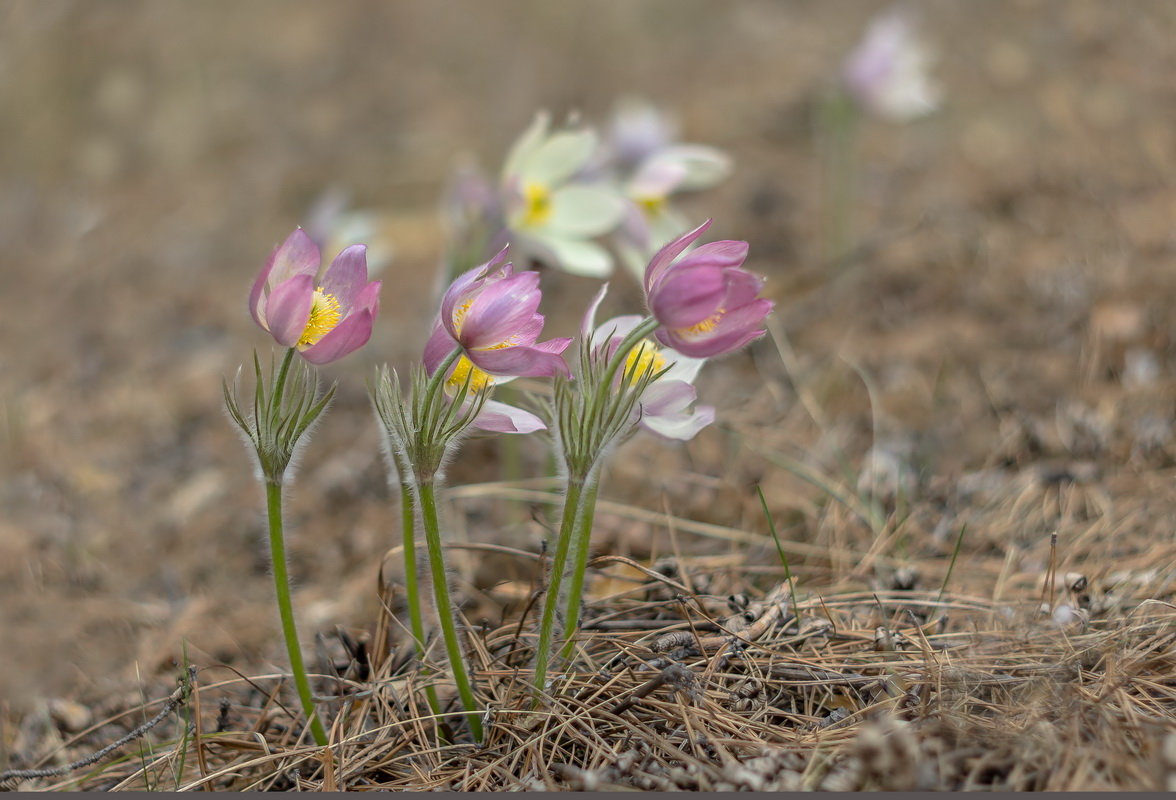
7 507 1173 792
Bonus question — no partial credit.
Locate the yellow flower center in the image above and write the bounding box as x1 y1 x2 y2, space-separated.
624 338 667 385
634 193 667 217
298 287 342 347
521 182 553 228
446 355 495 394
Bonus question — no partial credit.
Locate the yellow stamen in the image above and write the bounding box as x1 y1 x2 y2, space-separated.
298 287 342 347
624 339 667 385
446 355 494 394
452 299 474 335
681 309 724 338
521 182 553 228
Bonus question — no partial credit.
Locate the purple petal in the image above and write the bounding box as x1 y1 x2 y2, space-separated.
719 269 767 311
423 321 457 376
264 274 315 347
657 298 773 358
675 239 749 271
269 228 322 284
300 308 374 364
644 218 711 292
528 336 573 355
319 244 369 310
439 250 515 337
474 400 547 434
249 228 320 327
352 280 382 316
649 265 727 328
460 272 543 348
469 343 571 378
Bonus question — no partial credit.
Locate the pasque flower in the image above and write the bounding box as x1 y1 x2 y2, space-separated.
424 248 571 380
249 228 381 364
422 249 570 432
502 112 625 278
644 220 773 359
582 287 714 441
842 8 940 122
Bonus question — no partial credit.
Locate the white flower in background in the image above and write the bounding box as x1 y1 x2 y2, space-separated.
842 8 941 122
606 97 679 169
306 187 396 276
501 112 626 278
604 99 732 280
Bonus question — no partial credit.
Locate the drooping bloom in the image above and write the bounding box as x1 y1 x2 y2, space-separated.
583 286 714 441
501 113 626 278
842 8 940 122
643 220 773 359
249 228 382 364
423 250 571 432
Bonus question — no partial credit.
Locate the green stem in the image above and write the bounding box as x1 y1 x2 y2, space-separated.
558 475 601 661
820 87 860 270
400 482 442 720
416 478 483 742
424 347 463 407
532 476 585 699
264 481 329 747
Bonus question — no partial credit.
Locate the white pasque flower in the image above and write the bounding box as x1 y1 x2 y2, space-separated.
501 112 626 278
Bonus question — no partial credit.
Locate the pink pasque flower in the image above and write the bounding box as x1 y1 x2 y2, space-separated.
643 220 773 359
423 249 571 433
249 228 381 364
424 248 571 380
583 286 715 441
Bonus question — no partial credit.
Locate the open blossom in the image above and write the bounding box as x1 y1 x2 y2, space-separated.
842 8 940 121
248 227 381 364
644 220 773 359
583 286 714 441
423 250 570 433
501 112 625 278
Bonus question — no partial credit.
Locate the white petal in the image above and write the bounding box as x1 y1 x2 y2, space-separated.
502 112 551 181
519 128 599 186
641 405 715 441
527 233 614 278
648 145 732 192
548 184 626 236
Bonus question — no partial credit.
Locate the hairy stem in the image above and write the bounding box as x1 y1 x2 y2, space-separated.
559 474 601 661
416 478 483 742
400 482 442 720
532 476 585 700
265 481 329 746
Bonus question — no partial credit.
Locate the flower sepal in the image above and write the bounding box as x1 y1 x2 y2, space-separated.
224 349 336 485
